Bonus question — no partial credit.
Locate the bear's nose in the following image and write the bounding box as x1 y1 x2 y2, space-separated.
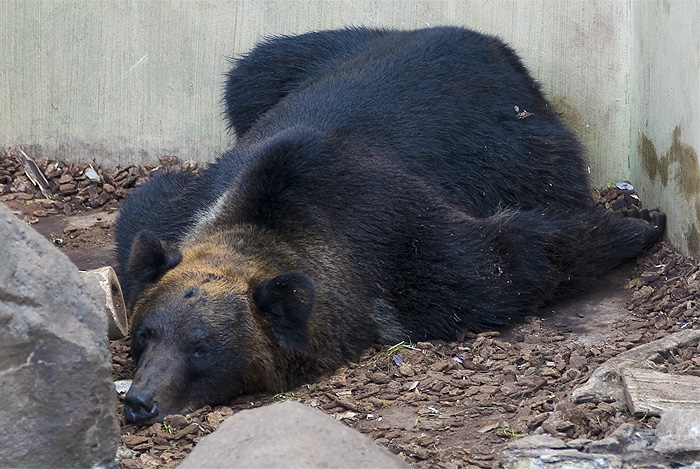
123 390 159 424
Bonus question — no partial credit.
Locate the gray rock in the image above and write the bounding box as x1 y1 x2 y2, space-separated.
180 401 411 469
566 438 593 450
0 203 118 468
500 434 623 469
501 415 700 469
585 423 656 455
654 410 700 460
505 434 569 451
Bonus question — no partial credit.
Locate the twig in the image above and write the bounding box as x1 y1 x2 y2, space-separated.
9 147 53 199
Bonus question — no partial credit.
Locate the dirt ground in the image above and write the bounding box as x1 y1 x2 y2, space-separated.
2 151 699 469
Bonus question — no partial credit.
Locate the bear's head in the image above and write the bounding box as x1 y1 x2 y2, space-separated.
122 230 315 425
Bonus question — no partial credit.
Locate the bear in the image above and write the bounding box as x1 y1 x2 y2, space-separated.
114 26 665 425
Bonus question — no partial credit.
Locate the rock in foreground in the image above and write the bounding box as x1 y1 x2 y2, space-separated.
180 401 411 468
0 203 118 468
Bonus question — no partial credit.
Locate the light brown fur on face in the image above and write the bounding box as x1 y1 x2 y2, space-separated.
130 228 293 324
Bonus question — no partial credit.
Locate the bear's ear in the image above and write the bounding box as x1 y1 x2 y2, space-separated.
252 272 315 350
126 230 182 297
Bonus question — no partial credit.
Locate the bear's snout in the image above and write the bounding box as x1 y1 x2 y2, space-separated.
123 389 159 424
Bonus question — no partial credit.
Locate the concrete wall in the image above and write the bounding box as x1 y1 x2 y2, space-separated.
0 0 633 177
1 0 698 256
631 1 700 257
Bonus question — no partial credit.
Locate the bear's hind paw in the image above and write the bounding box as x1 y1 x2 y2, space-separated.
621 207 666 246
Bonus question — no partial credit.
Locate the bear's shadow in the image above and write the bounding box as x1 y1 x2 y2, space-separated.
500 263 636 347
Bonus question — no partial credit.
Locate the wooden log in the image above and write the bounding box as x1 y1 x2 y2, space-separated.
622 368 700 417
81 266 128 340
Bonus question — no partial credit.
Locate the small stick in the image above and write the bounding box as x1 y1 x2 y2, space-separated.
10 147 53 200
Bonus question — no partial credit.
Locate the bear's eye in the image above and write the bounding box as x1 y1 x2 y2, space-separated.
187 344 211 375
138 326 155 341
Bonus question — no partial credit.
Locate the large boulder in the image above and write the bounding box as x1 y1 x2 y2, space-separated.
180 401 411 468
0 203 118 468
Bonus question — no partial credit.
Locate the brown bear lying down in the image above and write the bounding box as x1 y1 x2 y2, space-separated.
114 26 665 424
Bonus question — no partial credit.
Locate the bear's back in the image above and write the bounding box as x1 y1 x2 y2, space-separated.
234 27 591 218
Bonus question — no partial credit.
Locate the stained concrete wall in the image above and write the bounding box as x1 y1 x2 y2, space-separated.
1 0 698 256
630 1 700 257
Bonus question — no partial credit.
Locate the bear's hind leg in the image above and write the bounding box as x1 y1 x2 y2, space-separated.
544 206 665 297
453 206 666 326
